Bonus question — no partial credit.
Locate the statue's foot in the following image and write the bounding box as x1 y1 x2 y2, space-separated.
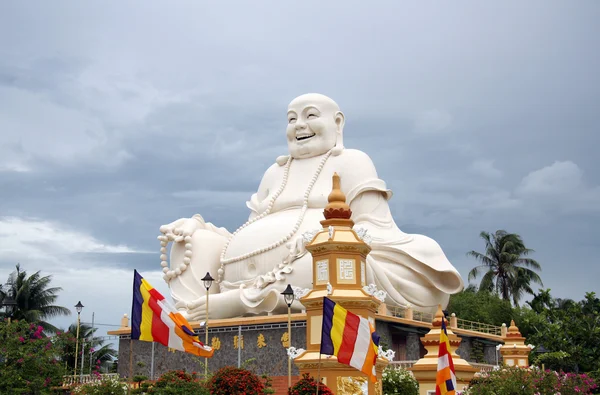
184 290 246 322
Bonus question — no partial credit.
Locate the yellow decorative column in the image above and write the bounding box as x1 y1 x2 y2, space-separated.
499 320 531 368
294 173 389 395
409 306 477 395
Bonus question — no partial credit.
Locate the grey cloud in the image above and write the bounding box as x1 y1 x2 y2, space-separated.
1 1 599 332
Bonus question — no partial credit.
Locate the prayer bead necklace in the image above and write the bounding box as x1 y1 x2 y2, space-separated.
217 150 332 283
158 150 332 283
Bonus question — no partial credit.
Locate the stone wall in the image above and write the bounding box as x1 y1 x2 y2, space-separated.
406 333 422 360
457 336 472 361
483 344 499 365
118 323 305 379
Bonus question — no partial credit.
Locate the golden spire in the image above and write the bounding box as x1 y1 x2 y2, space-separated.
323 173 352 220
506 319 523 338
432 304 445 327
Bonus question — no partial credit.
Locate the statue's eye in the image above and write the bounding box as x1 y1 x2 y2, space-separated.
289 118 297 123
307 114 318 119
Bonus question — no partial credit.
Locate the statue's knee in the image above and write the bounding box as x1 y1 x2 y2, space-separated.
192 229 227 247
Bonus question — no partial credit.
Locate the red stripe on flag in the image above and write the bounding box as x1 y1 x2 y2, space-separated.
337 312 360 365
148 296 170 346
148 288 165 301
439 341 449 355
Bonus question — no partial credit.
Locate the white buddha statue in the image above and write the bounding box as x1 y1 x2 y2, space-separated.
159 93 464 321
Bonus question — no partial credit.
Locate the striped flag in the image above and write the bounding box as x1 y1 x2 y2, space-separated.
436 316 457 395
320 297 380 382
130 270 214 358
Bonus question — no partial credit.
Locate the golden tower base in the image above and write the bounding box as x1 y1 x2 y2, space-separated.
409 306 477 395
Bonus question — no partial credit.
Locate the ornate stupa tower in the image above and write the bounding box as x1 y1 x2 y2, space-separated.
499 320 532 368
294 173 389 394
409 306 477 395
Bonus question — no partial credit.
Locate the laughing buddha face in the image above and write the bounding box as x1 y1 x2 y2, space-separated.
286 93 345 159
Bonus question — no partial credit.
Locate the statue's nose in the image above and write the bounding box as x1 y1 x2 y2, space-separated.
295 120 307 130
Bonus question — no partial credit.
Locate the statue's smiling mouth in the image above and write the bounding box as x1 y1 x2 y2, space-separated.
296 133 316 141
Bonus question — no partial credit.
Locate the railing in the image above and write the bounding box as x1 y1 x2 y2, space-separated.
383 304 502 336
384 304 433 324
455 318 502 336
62 373 120 386
389 361 497 373
471 363 498 372
388 360 417 369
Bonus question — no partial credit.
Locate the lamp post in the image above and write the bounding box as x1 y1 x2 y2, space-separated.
281 284 295 389
0 288 17 324
74 301 84 379
201 272 214 378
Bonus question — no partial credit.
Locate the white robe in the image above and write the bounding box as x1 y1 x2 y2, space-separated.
212 148 464 314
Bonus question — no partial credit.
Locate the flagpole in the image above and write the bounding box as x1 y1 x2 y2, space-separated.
316 352 322 395
128 338 133 395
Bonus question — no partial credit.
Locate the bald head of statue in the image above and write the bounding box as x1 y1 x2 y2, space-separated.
286 93 345 159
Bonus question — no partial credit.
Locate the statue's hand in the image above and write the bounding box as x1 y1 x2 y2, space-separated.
159 217 199 242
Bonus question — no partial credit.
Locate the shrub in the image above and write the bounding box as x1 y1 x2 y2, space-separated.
208 366 265 395
382 367 419 395
72 376 128 395
148 370 209 395
0 319 72 393
464 366 598 394
533 350 577 372
288 373 333 395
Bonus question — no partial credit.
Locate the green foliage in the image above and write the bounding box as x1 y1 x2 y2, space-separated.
132 374 148 384
149 370 209 395
465 366 598 394
533 351 576 372
208 366 265 395
447 286 514 326
516 290 600 373
71 376 128 395
0 319 73 393
381 367 419 395
60 322 118 374
261 374 276 395
1 264 71 333
288 373 333 395
471 340 485 364
467 230 542 305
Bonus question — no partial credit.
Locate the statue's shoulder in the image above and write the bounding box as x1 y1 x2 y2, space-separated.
337 149 376 166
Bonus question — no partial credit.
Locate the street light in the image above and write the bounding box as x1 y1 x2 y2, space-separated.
74 301 84 379
201 272 214 378
281 284 295 389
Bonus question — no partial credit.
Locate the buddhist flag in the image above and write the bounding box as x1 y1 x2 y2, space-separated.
320 297 380 382
436 316 457 395
130 270 214 358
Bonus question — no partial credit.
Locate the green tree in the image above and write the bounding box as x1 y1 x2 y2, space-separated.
1 264 71 332
467 230 543 305
447 285 514 326
0 319 74 393
61 323 118 374
516 290 600 373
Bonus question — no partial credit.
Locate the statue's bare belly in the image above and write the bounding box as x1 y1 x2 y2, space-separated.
221 208 324 284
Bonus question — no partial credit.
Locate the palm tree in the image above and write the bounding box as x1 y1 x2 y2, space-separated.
61 323 118 373
2 264 71 332
467 230 543 305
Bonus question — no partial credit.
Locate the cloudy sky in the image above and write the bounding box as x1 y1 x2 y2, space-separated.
1 1 599 336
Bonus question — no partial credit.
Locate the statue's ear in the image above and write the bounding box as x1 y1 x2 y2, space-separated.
332 111 345 156
335 111 345 133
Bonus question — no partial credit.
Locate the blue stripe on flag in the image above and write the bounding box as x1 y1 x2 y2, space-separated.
131 270 143 340
320 297 335 355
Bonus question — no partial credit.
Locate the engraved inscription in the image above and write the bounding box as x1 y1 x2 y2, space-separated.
317 259 329 283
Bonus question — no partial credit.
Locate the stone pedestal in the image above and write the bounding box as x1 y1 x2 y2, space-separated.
500 320 531 368
409 307 477 395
